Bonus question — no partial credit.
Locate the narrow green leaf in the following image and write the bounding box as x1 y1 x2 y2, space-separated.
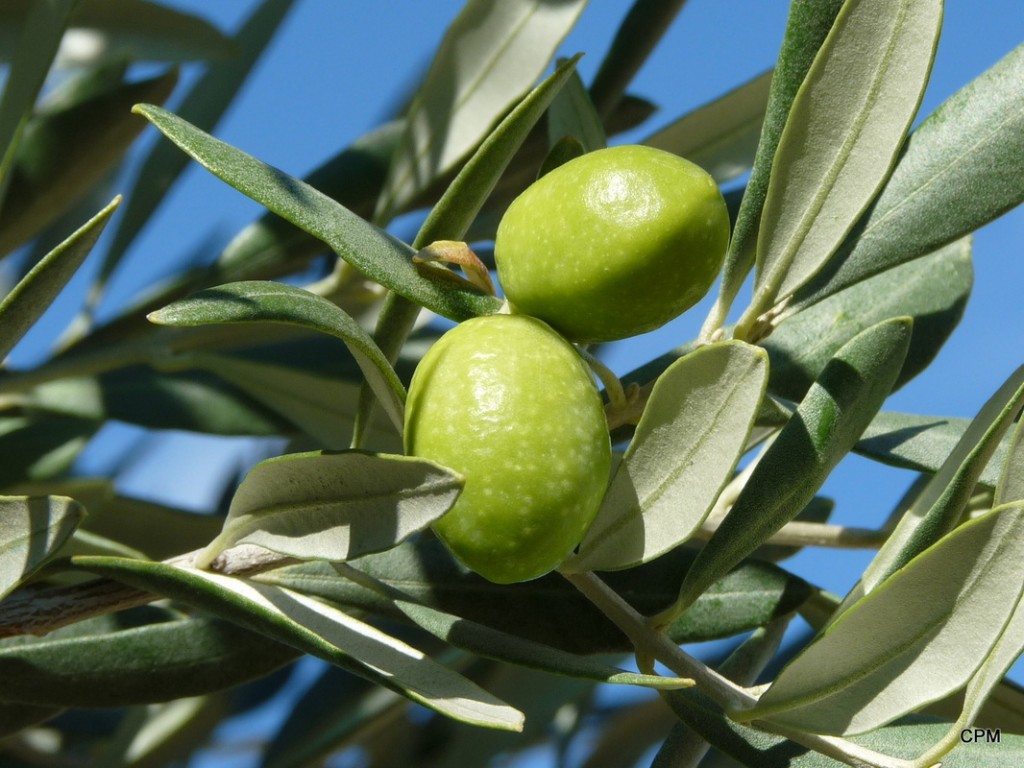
27 365 292 436
353 56 582 446
394 600 690 691
97 0 296 298
537 134 585 178
69 0 234 63
568 342 767 572
0 608 299 706
795 42 1024 310
754 496 835 563
765 238 971 402
587 0 687 118
547 64 606 153
135 105 502 320
996 415 1024 506
374 0 588 223
0 413 97 488
917 598 1024 766
0 197 119 360
855 412 1010 488
10 479 223 560
260 537 810 655
148 280 407 432
185 353 400 450
76 556 525 732
704 0 844 337
199 451 462 566
0 702 61 738
664 687 1022 767
844 363 1024 606
259 666 398 768
0 0 236 64
0 70 175 256
0 495 84 599
672 318 912 612
740 502 1024 735
742 0 942 329
101 695 225 768
645 69 772 184
214 120 403 283
0 0 77 206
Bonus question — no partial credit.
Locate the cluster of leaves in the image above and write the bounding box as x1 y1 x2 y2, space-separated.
0 1 1023 767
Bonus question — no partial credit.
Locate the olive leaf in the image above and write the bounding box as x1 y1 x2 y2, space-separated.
0 608 299 706
97 0 296 297
995 400 1024 506
393 600 691 691
0 70 175 257
0 702 61 739
0 197 119 360
738 501 1024 736
354 54 584 447
671 317 912 613
0 0 76 203
149 280 406 433
197 451 463 567
258 665 398 768
216 120 403 283
547 65 606 153
374 0 588 222
587 0 689 117
135 104 502 321
182 353 401 450
741 0 942 331
0 0 237 64
765 238 972 401
75 555 525 732
0 495 84 600
97 695 225 768
27 365 292 436
652 623 789 767
842 363 1024 608
854 411 1012 488
794 42 1024 310
918 601 1024 767
645 69 772 184
260 537 810 655
567 342 767 573
664 685 1024 767
0 412 98 489
706 0 844 336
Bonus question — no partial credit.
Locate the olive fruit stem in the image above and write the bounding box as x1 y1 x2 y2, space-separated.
698 294 732 345
732 294 791 344
559 569 748 710
577 347 635 419
559 570 918 768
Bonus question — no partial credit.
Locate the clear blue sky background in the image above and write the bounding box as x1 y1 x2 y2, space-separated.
13 1 1024 764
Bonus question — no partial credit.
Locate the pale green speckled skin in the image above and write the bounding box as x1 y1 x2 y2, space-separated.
404 314 611 583
495 145 730 342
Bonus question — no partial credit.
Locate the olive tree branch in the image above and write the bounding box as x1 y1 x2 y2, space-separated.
559 569 919 768
0 545 295 639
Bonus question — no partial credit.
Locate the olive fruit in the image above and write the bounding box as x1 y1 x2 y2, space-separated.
494 144 730 343
404 314 611 583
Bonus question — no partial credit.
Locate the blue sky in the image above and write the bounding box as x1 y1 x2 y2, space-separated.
13 1 1024 762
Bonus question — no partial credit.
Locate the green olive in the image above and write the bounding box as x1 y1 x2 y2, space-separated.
404 314 611 583
494 145 730 342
